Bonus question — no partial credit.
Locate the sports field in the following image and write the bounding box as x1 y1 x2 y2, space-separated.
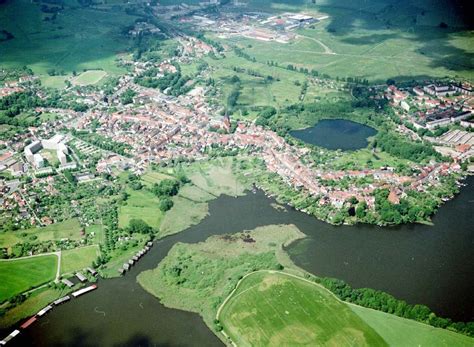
0 255 58 302
72 70 107 86
218 271 386 346
60 245 100 274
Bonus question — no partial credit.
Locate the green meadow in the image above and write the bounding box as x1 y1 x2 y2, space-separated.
60 245 100 274
350 305 474 347
0 0 135 80
118 188 163 229
219 271 386 347
0 255 58 302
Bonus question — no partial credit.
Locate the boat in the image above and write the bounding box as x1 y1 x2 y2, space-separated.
20 317 37 329
71 284 98 298
0 330 20 345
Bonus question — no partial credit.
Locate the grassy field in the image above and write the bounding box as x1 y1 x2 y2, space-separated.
186 158 248 197
350 305 474 347
0 255 58 302
60 245 100 274
72 70 107 86
118 189 163 229
0 218 83 250
0 0 135 80
219 271 386 346
137 225 305 329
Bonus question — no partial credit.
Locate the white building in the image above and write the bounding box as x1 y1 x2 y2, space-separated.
33 153 44 168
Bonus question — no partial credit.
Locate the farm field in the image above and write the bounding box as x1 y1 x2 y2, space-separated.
0 255 58 302
72 70 107 86
219 1 474 83
350 304 474 347
60 245 100 275
218 271 386 347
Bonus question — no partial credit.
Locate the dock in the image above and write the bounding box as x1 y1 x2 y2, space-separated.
71 284 97 298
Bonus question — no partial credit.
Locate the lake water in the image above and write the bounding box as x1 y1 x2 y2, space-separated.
290 119 377 150
3 176 473 346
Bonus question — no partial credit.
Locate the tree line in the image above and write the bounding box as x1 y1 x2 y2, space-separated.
316 276 474 337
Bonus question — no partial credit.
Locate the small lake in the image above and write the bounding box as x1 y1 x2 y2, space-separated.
3 177 473 346
290 119 377 150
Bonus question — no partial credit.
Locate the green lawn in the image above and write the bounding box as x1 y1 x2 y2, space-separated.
0 255 58 302
60 245 100 274
350 305 474 347
219 271 386 347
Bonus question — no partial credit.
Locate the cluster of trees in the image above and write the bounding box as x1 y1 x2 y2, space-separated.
234 47 256 63
127 218 152 234
375 131 441 162
134 68 192 96
255 106 277 127
227 75 241 111
152 179 180 211
0 90 88 127
151 175 189 212
316 276 474 337
120 88 137 105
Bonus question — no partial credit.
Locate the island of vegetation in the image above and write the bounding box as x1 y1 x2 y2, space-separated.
138 225 474 345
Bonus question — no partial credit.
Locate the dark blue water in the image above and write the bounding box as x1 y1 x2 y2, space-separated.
3 177 473 346
290 119 377 150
